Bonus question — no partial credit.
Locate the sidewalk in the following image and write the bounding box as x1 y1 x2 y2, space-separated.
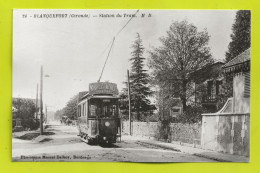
123 135 249 162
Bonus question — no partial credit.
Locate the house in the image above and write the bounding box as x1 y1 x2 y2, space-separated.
157 61 224 119
164 97 182 118
222 48 250 113
201 48 250 157
155 87 183 119
191 61 224 112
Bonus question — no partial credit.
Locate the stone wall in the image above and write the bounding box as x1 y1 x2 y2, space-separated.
168 123 201 145
121 121 158 137
121 121 201 145
121 113 249 157
201 113 250 156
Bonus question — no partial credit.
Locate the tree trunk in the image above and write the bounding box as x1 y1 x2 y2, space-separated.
182 97 187 111
182 79 187 111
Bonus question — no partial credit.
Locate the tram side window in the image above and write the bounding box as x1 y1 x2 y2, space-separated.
111 105 117 116
81 104 83 117
78 106 81 117
83 103 86 116
85 102 88 118
89 104 97 117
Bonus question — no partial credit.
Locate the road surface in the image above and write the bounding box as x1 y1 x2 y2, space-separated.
12 124 216 162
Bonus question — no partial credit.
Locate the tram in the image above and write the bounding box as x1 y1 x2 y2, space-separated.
77 82 121 144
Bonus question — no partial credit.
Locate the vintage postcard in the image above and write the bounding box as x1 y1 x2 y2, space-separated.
12 9 250 162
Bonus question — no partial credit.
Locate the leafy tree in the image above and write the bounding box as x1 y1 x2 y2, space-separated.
63 95 78 120
176 105 206 123
148 20 213 113
216 75 233 110
225 10 251 62
54 108 65 121
120 33 155 121
118 88 129 119
12 98 39 130
217 10 251 108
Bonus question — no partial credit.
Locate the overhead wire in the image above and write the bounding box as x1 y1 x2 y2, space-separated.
114 9 140 37
97 9 140 82
77 39 113 80
98 37 115 82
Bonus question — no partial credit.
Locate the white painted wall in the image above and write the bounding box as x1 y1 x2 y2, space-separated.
233 73 250 113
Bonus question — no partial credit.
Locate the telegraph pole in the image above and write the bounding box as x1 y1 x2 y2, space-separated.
35 83 38 121
40 66 43 135
127 70 132 136
45 104 47 124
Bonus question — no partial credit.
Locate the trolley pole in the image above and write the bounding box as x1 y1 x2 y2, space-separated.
127 70 132 136
40 65 43 135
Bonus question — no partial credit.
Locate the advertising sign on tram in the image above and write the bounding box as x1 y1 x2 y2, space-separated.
89 82 119 95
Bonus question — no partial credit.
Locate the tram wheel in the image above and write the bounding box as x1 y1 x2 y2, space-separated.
81 134 89 144
88 138 97 145
84 136 89 144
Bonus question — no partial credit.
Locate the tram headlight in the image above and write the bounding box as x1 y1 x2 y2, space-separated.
105 121 110 127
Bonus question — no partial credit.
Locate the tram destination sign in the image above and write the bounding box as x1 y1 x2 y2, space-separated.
89 82 119 95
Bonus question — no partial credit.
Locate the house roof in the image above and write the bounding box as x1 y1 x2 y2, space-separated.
223 48 250 74
190 61 224 83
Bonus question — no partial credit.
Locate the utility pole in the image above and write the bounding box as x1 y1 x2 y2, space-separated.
35 83 38 121
127 70 132 136
40 65 43 135
45 104 47 124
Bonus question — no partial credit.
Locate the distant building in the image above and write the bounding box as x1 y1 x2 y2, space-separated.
159 96 183 119
153 86 182 119
169 98 182 117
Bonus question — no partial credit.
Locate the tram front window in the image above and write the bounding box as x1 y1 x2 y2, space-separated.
89 98 118 118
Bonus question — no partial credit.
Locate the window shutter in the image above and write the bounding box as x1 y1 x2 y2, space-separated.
244 72 250 97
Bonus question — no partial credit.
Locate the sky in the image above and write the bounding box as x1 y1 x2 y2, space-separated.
12 9 237 111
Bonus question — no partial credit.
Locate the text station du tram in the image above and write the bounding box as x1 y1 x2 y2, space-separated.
77 82 121 144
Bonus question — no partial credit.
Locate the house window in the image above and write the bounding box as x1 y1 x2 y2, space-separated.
244 72 250 97
216 80 222 95
207 81 213 96
170 107 182 117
